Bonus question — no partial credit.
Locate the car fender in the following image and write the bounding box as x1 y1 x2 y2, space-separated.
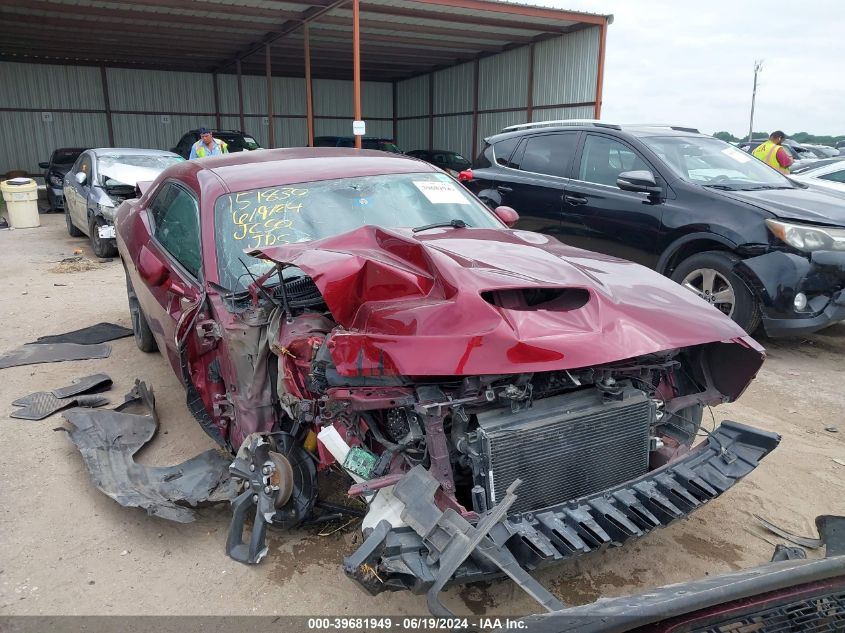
656 232 740 275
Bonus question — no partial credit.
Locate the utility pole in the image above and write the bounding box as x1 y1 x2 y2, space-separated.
748 60 763 143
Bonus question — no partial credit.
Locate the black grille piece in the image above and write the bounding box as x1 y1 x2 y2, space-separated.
693 589 845 633
476 386 652 514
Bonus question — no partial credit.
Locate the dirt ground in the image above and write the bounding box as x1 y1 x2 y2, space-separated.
0 211 843 617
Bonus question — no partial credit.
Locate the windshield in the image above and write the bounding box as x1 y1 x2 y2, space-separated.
214 172 501 291
98 154 184 186
642 136 792 189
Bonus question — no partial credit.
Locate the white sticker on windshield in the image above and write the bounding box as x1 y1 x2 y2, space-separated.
721 147 752 163
413 180 470 204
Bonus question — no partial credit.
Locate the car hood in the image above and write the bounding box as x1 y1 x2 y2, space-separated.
99 163 168 188
50 164 74 176
720 186 845 226
254 226 760 376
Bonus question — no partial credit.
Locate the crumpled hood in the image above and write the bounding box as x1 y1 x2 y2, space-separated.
100 163 168 188
254 226 759 376
721 187 845 226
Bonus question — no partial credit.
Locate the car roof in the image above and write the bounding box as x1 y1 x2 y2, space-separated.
486 124 710 143
169 147 438 191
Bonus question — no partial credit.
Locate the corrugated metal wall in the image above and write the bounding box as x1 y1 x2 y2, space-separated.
2 25 600 173
396 26 601 159
0 61 394 174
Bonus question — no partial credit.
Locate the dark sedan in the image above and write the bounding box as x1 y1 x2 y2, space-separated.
114 147 776 610
406 149 471 175
39 147 87 212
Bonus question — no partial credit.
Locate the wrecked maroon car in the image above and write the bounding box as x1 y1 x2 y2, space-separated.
115 148 780 614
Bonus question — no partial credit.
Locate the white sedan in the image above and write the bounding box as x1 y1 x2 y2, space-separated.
791 159 845 195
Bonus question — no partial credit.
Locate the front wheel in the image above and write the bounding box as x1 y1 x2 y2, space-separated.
670 251 761 334
90 216 118 258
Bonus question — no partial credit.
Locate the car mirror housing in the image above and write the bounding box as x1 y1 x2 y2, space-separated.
74 172 87 185
494 205 520 227
39 161 50 169
617 170 662 197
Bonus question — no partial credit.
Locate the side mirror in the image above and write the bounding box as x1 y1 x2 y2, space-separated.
617 170 662 197
74 171 87 185
493 205 519 227
138 244 169 287
39 161 50 169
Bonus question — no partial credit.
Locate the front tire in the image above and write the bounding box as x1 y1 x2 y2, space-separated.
125 269 158 353
90 216 118 258
670 250 761 334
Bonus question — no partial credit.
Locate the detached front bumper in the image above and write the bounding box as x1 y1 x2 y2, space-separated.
344 421 780 613
736 250 845 337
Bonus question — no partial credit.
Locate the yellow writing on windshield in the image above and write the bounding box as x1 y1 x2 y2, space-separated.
229 187 308 249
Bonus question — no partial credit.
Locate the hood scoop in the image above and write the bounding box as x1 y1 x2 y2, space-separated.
481 287 590 312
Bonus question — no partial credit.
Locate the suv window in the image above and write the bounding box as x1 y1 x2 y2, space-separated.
493 137 520 167
579 135 649 187
517 133 578 178
150 183 201 277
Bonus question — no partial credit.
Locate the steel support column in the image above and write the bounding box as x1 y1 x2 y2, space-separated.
213 72 221 130
99 66 114 146
526 42 534 122
428 72 434 151
266 43 275 148
352 0 362 149
304 24 314 146
594 20 608 119
470 58 479 159
392 80 398 143
236 59 245 133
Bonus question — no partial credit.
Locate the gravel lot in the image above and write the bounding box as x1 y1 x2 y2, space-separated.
1 211 843 617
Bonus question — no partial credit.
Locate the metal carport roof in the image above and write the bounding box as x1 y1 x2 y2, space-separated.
0 0 610 83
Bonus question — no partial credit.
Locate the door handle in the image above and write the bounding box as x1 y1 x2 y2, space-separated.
496 185 513 193
563 194 588 205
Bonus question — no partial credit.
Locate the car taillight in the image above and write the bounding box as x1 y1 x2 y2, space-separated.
457 169 473 182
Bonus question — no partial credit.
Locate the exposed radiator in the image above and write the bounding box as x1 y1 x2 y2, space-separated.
476 385 653 514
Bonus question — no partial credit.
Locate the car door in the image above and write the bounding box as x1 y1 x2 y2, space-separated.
496 132 580 239
135 181 205 375
563 133 666 267
65 153 92 230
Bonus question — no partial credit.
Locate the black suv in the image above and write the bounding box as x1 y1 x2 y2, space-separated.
170 129 261 159
463 121 845 337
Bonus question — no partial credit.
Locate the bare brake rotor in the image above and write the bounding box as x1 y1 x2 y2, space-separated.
225 433 316 564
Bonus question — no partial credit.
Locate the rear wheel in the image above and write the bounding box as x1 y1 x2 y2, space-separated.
90 216 118 258
670 251 761 334
66 209 83 237
125 269 158 353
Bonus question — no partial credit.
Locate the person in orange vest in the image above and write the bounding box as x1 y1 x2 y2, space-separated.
189 127 229 159
752 131 793 174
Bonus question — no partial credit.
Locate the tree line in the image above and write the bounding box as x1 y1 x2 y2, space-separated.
714 131 845 145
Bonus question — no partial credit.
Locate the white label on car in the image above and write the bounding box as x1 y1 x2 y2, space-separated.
721 147 752 163
413 180 470 204
98 225 116 239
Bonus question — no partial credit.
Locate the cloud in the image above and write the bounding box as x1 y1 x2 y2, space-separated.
529 0 845 136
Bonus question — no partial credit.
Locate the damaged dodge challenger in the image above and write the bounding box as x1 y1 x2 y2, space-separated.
113 148 780 614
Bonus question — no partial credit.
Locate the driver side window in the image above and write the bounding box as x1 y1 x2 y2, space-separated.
579 135 649 187
149 183 201 278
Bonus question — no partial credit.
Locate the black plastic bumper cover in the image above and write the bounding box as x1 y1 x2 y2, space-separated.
736 250 845 337
344 420 780 595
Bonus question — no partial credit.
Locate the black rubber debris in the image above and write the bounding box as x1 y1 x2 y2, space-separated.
30 322 132 346
51 373 112 399
0 343 111 370
59 380 236 523
12 393 109 421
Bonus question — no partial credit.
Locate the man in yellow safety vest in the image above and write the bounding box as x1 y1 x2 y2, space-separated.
752 131 793 174
189 127 229 159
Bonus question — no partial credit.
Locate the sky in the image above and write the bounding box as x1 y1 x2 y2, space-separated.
529 0 844 137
